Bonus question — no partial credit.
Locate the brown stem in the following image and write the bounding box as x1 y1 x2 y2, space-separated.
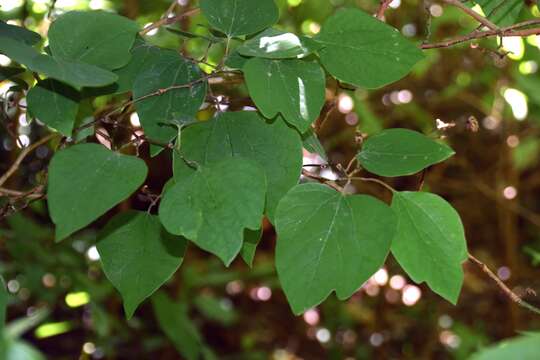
139 8 200 35
376 0 393 20
443 0 498 30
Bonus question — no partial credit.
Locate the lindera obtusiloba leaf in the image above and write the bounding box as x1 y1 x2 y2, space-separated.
275 183 397 314
200 0 279 37
357 128 455 177
160 158 266 266
469 333 540 360
0 37 118 89
237 28 321 59
0 20 41 45
133 48 207 156
152 292 203 360
27 79 80 136
97 211 187 319
315 8 424 89
48 143 148 241
172 111 302 222
391 191 468 304
48 11 139 70
243 58 326 132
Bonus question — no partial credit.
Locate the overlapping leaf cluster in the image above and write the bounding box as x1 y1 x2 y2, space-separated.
0 0 469 320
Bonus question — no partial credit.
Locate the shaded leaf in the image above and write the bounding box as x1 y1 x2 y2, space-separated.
469 333 540 360
474 0 523 27
243 57 325 132
48 144 148 241
0 21 41 45
200 0 279 37
160 158 266 266
275 183 397 314
241 228 263 267
237 28 321 59
302 128 327 161
357 128 455 177
97 211 187 319
0 67 25 81
194 294 238 326
391 191 468 304
1 276 6 333
173 111 302 222
315 9 424 88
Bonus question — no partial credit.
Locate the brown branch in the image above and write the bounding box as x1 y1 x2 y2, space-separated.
0 134 57 187
376 0 393 20
139 8 200 36
302 169 343 192
468 253 540 315
0 187 44 199
346 177 396 193
443 0 498 30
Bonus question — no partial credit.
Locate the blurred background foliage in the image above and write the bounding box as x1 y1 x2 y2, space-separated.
1 0 540 359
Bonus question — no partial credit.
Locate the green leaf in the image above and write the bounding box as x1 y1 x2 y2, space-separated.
1 276 6 333
474 0 523 27
469 333 540 360
152 292 202 360
275 183 397 314
241 228 263 267
48 11 139 70
0 21 41 45
243 58 325 132
160 158 266 266
26 79 80 136
133 48 207 154
302 128 327 161
391 191 468 304
237 28 321 59
224 49 249 69
357 128 455 177
315 8 424 89
200 0 279 37
172 111 302 222
0 37 118 89
97 211 187 319
5 340 45 360
48 143 148 241
193 294 238 326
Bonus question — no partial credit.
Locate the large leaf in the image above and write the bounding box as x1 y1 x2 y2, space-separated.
315 9 424 89
26 79 80 136
0 37 117 89
243 58 325 132
152 292 202 360
275 183 397 314
469 334 540 360
391 191 468 304
173 111 302 222
48 11 139 70
200 0 279 37
48 144 148 241
133 48 207 153
97 211 187 319
474 0 523 27
237 28 321 59
160 158 266 266
357 128 455 177
0 21 41 45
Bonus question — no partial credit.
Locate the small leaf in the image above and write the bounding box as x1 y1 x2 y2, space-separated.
237 28 321 59
275 183 397 314
133 48 207 154
391 191 468 304
160 158 266 266
97 211 187 319
357 128 455 177
200 0 279 37
302 128 327 161
48 11 139 70
469 333 540 360
315 8 424 88
241 228 263 267
0 20 41 45
152 292 202 360
48 143 148 241
0 37 117 89
243 58 325 132
173 111 302 222
27 79 80 136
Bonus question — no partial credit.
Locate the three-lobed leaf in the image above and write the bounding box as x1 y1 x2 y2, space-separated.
48 11 139 70
173 111 303 222
200 0 279 37
357 128 455 177
48 143 148 241
97 211 187 319
391 191 468 304
275 183 397 314
160 158 266 266
243 58 326 132
237 28 321 59
315 8 424 89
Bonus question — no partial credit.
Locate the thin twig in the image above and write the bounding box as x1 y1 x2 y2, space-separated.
0 134 57 187
346 177 396 193
302 169 343 192
0 187 44 199
443 0 498 30
140 8 200 36
376 0 393 20
468 253 540 315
